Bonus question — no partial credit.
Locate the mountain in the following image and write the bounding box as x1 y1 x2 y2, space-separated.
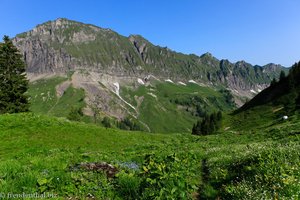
238 61 300 112
10 18 289 132
13 18 287 94
228 62 300 132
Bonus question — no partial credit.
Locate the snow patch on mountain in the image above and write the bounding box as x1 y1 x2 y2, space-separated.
137 78 144 85
250 89 257 94
188 80 197 84
113 82 120 96
165 79 174 83
113 82 136 111
147 92 157 99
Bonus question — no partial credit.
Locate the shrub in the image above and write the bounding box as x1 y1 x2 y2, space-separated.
67 107 83 121
115 171 141 199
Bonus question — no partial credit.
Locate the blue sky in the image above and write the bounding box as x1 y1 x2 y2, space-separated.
0 0 299 67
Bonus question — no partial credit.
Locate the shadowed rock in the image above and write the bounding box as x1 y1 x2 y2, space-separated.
71 162 119 178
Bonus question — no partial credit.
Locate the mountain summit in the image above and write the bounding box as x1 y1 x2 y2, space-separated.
13 18 286 97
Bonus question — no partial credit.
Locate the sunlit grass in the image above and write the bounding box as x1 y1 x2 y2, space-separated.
0 113 299 199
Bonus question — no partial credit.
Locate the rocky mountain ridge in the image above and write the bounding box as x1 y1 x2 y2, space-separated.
13 18 287 96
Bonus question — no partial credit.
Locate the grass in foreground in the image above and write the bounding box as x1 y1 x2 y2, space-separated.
0 113 299 199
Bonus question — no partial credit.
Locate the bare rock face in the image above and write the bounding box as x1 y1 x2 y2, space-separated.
129 35 148 59
13 29 74 73
19 40 73 74
13 18 104 74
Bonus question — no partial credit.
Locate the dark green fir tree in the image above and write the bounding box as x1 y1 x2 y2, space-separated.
279 70 286 82
0 35 29 114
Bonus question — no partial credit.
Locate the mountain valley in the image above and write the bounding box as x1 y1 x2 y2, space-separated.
12 18 289 132
1 16 299 199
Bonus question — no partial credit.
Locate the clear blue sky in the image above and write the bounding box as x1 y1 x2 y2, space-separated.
1 0 299 67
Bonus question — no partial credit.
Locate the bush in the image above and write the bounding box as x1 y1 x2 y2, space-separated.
102 116 112 128
115 171 141 199
67 107 83 121
117 117 142 131
139 154 195 199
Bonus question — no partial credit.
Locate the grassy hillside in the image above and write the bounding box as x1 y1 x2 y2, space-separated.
27 77 235 133
28 77 86 119
121 81 235 133
0 113 299 199
230 62 300 131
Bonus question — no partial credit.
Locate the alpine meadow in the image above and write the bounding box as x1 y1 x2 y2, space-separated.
0 1 300 199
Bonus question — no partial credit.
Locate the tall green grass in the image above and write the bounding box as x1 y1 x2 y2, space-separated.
0 113 299 199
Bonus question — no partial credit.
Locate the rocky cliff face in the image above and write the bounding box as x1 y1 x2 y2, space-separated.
13 18 288 101
14 19 74 73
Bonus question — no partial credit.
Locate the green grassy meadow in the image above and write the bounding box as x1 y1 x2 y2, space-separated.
120 81 234 133
28 77 86 119
2 73 300 199
0 112 299 199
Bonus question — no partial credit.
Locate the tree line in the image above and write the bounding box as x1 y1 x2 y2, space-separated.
192 111 222 135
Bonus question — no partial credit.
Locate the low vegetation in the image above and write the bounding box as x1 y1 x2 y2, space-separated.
0 112 299 199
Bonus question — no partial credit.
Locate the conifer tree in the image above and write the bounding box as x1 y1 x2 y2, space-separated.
0 35 29 114
295 94 300 110
192 111 222 135
270 78 277 87
287 62 300 91
279 70 286 81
